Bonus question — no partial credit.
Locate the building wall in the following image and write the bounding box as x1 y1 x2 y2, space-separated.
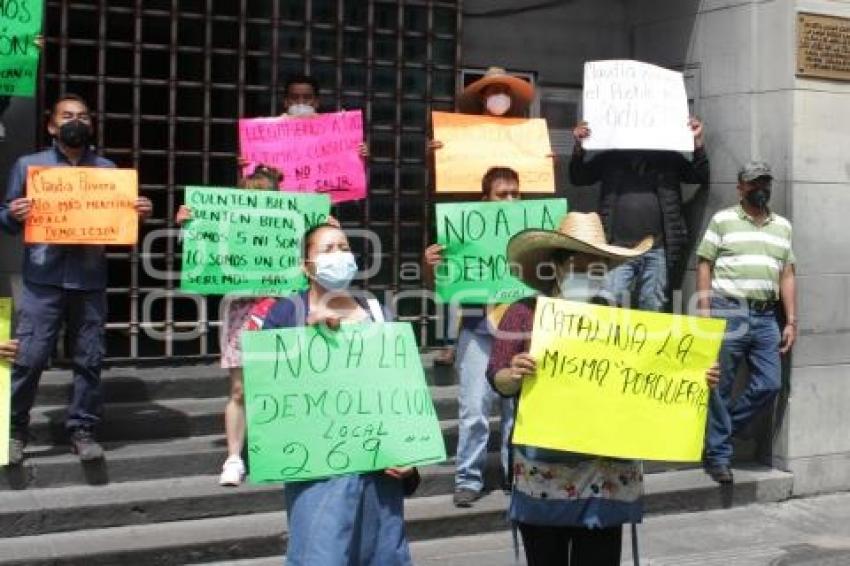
462 0 630 87
466 0 850 495
630 0 850 495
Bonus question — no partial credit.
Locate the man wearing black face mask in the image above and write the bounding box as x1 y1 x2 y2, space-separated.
695 161 797 484
0 94 152 465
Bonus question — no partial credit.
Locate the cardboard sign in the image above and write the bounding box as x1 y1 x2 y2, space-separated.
432 111 555 193
239 111 366 203
0 0 43 96
581 60 694 152
179 186 330 296
0 297 11 467
242 322 447 483
513 297 726 462
435 198 567 304
25 166 139 245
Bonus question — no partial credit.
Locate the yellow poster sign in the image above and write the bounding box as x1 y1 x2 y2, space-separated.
432 111 555 193
0 298 11 467
513 297 726 462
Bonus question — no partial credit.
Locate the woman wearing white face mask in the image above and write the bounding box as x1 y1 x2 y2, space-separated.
427 66 535 153
260 223 418 566
457 66 534 118
486 212 721 566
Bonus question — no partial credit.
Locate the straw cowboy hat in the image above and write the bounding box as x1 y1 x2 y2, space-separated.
507 212 653 294
457 66 535 115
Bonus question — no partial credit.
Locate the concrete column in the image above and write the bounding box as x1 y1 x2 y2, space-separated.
773 0 850 496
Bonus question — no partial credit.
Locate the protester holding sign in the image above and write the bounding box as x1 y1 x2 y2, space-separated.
486 212 720 566
429 66 535 152
282 74 368 160
0 94 152 465
237 75 368 195
424 166 523 508
177 165 286 486
259 223 416 566
696 161 797 484
570 74 709 311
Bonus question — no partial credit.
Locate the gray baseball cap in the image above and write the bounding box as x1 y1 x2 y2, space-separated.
738 161 773 182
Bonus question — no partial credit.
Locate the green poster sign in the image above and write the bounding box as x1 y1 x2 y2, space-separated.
435 198 568 304
179 186 330 295
242 322 447 483
0 1 44 97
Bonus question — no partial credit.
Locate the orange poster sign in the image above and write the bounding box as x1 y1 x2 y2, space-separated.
432 111 555 193
25 166 139 245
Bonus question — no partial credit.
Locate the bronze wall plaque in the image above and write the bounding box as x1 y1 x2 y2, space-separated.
797 12 850 80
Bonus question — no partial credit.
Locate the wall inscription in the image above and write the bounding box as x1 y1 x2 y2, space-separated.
797 12 850 81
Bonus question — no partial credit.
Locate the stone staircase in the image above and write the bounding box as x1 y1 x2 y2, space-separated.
0 355 793 565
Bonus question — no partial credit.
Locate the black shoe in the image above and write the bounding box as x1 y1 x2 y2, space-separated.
8 435 26 465
705 464 733 484
453 488 482 508
70 429 104 461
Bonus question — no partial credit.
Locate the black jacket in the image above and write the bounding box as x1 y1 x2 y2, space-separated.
568 147 710 289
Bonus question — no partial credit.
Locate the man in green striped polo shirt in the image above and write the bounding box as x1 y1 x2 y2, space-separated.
695 161 797 484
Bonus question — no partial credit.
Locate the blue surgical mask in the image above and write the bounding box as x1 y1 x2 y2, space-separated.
312 251 357 291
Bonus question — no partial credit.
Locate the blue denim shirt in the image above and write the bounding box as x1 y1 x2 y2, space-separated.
0 145 116 290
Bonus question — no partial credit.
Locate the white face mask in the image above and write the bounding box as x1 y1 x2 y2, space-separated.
312 251 358 291
287 103 316 117
557 272 604 303
485 93 511 116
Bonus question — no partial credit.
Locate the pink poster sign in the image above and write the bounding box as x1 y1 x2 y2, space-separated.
238 110 366 203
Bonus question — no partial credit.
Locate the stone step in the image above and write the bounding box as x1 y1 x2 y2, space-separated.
35 357 457 405
0 492 510 566
0 457 503 537
1 422 502 491
26 384 464 445
0 467 793 565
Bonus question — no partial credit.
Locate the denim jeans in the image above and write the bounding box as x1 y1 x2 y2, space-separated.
11 281 106 434
705 295 781 467
603 246 668 311
455 328 515 492
284 473 411 565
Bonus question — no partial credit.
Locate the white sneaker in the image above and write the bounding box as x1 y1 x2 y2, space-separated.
219 456 245 487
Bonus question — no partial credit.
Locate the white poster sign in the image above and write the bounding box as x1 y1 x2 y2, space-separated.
582 60 694 152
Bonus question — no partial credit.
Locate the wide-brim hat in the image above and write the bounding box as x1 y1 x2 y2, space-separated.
508 212 653 294
457 66 535 116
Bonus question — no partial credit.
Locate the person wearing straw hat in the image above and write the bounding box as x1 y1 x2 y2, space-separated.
457 66 535 118
486 212 720 565
427 67 536 369
429 66 536 155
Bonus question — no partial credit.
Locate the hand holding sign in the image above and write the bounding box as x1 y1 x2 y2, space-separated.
238 111 367 203
242 322 447 483
513 297 726 462
25 166 140 245
581 60 694 152
0 298 12 467
0 0 44 97
179 187 330 295
432 112 555 193
434 199 567 304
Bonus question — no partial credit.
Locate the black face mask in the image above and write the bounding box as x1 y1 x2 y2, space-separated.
745 187 771 209
58 120 91 149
